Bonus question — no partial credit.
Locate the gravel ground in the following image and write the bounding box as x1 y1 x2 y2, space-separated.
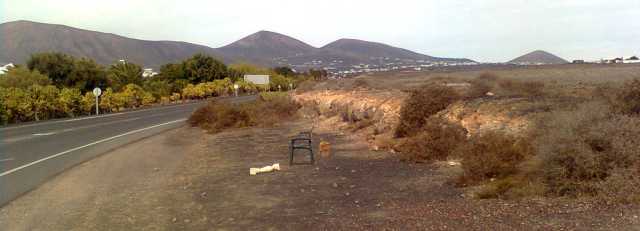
1 121 639 230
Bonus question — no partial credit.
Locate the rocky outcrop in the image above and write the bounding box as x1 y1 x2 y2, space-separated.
294 90 543 137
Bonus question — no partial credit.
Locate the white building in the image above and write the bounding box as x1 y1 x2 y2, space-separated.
0 63 15 75
244 75 270 85
142 68 158 78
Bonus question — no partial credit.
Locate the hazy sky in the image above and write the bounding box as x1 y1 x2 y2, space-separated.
2 0 639 62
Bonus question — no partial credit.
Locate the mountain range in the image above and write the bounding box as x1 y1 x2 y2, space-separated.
0 20 473 70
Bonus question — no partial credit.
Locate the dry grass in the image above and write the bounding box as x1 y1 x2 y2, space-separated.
188 93 299 133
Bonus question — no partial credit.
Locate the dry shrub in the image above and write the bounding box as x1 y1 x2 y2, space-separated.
467 72 499 98
353 78 370 89
188 100 252 133
612 78 640 115
398 118 467 162
455 131 534 185
395 84 459 137
188 93 299 133
295 80 317 94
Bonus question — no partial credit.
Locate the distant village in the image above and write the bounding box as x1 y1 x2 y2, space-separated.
2 55 639 78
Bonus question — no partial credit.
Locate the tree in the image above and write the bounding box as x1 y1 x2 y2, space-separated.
120 84 147 108
273 66 295 77
143 79 172 99
0 66 51 89
29 85 59 121
308 68 328 80
68 58 108 92
158 63 185 82
58 88 82 117
80 92 95 115
107 62 143 91
27 52 75 87
183 54 228 83
3 88 33 122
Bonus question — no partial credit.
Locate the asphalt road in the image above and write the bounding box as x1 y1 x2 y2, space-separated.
0 95 256 206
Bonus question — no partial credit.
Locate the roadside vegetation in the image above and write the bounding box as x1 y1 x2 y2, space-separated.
188 92 299 133
383 73 640 203
0 52 324 125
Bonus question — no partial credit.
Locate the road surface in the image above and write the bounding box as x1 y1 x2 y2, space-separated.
0 95 255 206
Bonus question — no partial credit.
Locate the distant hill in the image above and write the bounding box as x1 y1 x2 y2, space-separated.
0 20 224 68
509 50 569 65
216 31 315 65
0 20 474 70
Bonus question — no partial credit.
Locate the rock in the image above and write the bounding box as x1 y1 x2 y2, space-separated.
351 170 357 173
354 200 359 204
340 176 347 180
332 183 339 188
315 167 320 171
172 217 177 223
345 192 350 196
200 192 207 198
349 185 356 188
335 167 340 170
153 168 160 172
184 219 190 223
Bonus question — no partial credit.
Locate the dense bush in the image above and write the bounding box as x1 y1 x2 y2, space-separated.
188 93 299 133
456 131 534 185
398 118 467 163
395 84 459 137
612 78 640 115
466 72 545 98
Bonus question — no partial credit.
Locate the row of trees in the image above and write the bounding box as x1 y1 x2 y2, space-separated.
0 52 315 125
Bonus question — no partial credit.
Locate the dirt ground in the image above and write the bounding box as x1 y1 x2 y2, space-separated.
1 120 640 230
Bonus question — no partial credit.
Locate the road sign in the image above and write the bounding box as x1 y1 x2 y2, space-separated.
93 87 102 97
93 87 101 115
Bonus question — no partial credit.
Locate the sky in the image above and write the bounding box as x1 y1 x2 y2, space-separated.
1 0 639 62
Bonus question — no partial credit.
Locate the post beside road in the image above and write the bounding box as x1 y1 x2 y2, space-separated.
93 87 102 115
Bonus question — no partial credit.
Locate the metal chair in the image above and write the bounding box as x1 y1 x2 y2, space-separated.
289 130 314 165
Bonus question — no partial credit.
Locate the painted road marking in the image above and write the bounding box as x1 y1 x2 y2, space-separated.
33 132 56 136
0 119 186 177
0 158 14 162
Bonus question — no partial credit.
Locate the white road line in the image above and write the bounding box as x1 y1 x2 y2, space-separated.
0 158 14 162
33 132 56 136
0 119 186 177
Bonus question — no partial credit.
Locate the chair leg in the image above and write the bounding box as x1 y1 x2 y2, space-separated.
289 141 294 165
309 140 314 164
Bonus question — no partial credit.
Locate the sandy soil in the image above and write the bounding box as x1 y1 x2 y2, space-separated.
1 121 639 230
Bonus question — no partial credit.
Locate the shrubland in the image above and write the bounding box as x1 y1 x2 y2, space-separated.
188 92 300 133
0 52 314 125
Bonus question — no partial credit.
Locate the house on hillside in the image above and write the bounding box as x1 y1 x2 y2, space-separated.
572 60 585 64
0 63 15 75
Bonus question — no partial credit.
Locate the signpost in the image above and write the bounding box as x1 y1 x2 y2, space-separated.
92 87 102 115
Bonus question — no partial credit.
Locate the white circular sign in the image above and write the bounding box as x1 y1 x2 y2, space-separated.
93 87 102 97
233 84 239 89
